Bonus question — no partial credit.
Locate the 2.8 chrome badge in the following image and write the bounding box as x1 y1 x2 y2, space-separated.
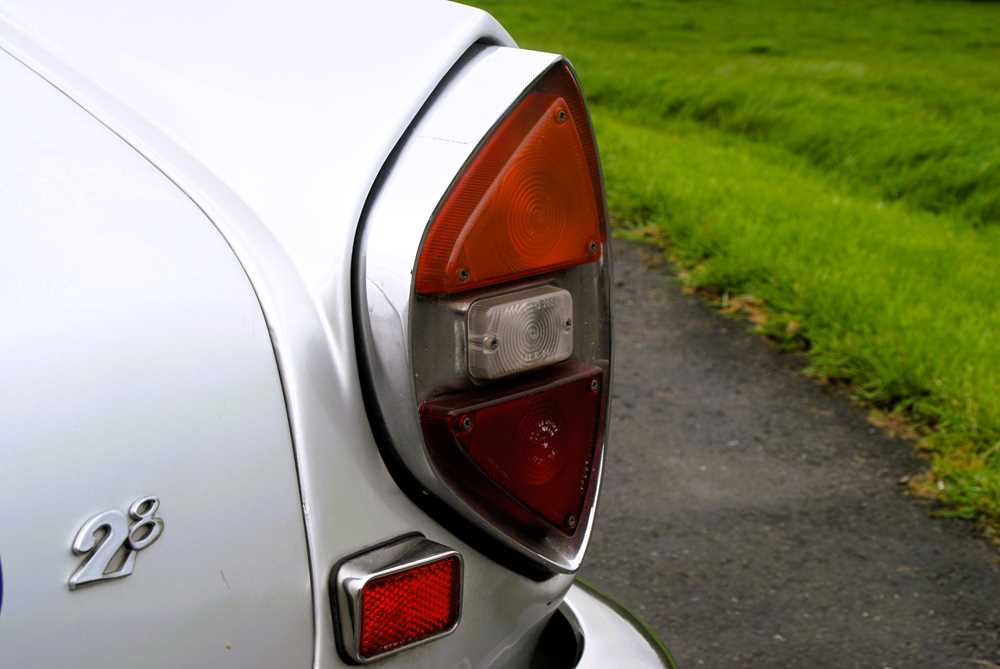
68 496 164 590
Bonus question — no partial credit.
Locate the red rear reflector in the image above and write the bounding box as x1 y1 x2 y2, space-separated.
415 65 606 295
358 555 462 659
420 365 604 534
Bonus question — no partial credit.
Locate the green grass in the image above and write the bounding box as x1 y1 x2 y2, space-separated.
473 0 1000 530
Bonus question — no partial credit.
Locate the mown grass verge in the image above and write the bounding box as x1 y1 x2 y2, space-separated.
597 112 1000 531
473 0 1000 534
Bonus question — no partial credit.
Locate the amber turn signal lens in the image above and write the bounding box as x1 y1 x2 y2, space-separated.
415 65 606 295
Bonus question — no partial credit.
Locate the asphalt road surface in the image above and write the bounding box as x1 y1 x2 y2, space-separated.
582 240 1000 669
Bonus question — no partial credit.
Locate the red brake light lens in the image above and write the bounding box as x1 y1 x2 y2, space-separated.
358 556 462 660
415 64 606 295
420 365 605 534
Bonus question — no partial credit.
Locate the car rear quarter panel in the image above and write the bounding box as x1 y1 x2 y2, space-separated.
0 2 581 666
0 51 313 668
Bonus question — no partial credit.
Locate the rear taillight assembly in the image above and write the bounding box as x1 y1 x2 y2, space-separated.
356 53 611 573
411 62 609 548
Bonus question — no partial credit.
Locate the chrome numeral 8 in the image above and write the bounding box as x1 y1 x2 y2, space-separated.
127 496 163 551
68 496 164 590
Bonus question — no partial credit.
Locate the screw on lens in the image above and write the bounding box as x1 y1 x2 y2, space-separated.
460 414 474 432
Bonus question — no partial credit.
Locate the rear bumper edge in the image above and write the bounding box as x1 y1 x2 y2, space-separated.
531 579 678 668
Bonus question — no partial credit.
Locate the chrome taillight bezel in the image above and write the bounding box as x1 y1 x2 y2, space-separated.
354 46 611 574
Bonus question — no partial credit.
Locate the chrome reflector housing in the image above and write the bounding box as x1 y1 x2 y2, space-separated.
332 535 463 664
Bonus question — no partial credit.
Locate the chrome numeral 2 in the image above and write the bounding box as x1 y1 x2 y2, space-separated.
68 496 164 590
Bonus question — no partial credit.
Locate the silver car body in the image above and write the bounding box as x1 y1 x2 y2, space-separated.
0 1 673 667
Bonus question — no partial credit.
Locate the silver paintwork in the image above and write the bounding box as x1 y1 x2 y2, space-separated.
68 497 164 590
0 7 579 668
0 49 312 667
356 46 613 573
335 536 462 664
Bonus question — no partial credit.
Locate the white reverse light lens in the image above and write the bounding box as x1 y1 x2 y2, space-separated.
467 286 574 380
